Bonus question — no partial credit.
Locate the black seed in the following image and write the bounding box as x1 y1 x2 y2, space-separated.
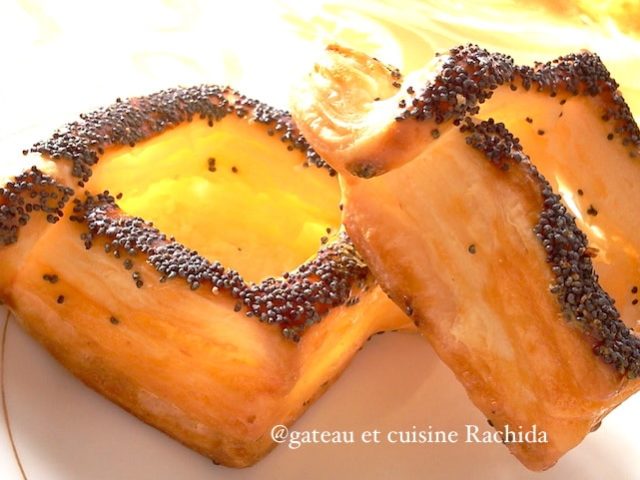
396 45 514 125
43 274 59 284
349 163 378 179
0 168 73 245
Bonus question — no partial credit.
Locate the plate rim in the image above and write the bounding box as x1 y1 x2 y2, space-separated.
1 310 27 480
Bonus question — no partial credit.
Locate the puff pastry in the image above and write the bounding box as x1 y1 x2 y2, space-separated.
0 86 410 467
291 44 640 470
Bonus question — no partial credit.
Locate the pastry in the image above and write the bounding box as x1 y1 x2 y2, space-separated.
0 86 410 467
291 44 640 470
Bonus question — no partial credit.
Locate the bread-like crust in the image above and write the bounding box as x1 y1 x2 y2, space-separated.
476 52 640 329
291 44 640 470
0 87 410 467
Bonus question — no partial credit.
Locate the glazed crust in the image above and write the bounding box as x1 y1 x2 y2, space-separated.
291 43 640 470
69 191 371 340
0 86 410 467
5 86 374 338
28 85 334 186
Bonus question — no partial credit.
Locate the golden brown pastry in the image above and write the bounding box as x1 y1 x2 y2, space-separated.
291 44 640 470
0 86 411 467
478 54 640 328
